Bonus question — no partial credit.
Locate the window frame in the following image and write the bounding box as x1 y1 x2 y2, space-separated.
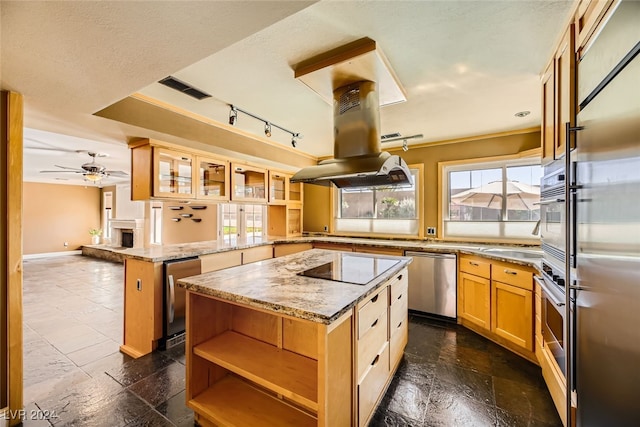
332 164 424 238
438 149 541 244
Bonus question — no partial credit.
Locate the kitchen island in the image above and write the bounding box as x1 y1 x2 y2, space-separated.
178 249 411 427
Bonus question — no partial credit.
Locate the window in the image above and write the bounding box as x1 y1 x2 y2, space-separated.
334 168 420 236
103 191 113 240
442 157 541 241
149 201 162 245
219 203 266 244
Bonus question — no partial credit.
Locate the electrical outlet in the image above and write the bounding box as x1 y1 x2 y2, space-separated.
426 227 436 236
64 242 69 247
324 226 328 232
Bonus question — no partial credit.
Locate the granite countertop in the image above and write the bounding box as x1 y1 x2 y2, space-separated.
177 249 412 324
86 235 541 267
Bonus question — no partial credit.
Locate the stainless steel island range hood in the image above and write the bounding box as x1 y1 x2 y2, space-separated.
290 38 412 188
290 80 412 188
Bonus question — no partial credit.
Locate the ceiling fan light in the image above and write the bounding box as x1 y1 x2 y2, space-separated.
84 173 103 182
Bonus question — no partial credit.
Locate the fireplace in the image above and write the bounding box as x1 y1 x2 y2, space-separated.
110 219 144 249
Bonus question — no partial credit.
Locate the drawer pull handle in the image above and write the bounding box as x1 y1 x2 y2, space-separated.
371 354 380 366
504 269 518 275
371 294 379 303
397 274 403 281
371 319 379 328
469 261 480 266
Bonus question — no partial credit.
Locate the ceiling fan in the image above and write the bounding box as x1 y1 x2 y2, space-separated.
40 151 129 183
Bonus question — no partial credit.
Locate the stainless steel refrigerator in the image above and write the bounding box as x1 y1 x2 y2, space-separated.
573 1 640 425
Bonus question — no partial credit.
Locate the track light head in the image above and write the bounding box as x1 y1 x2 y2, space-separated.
402 139 408 152
291 138 297 148
229 106 237 126
264 122 272 137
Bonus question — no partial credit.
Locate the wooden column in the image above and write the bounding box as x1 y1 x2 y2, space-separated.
1 91 24 426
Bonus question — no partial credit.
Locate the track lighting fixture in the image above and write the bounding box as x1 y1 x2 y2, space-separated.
228 104 302 148
381 133 423 152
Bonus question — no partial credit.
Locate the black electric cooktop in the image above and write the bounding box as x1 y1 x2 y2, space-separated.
297 254 400 285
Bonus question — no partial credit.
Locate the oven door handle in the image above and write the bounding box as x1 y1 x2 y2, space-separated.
533 199 565 205
534 276 566 307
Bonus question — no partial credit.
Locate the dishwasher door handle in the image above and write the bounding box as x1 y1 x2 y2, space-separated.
168 274 175 324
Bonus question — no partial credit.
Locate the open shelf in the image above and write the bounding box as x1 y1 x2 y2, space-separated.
189 375 317 427
194 330 318 410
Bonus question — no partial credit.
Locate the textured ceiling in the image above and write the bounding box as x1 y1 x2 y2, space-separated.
1 0 574 185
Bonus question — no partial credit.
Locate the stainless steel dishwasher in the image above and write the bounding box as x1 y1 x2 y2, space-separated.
163 256 201 349
404 251 457 319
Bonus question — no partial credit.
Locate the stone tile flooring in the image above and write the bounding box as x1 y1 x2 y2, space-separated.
23 255 561 426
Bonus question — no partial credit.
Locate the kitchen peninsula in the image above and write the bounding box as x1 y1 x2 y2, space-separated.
177 249 411 427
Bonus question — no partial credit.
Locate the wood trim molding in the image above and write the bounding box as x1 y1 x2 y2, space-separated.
1 91 24 426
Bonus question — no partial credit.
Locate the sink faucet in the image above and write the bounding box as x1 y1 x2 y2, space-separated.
531 219 541 235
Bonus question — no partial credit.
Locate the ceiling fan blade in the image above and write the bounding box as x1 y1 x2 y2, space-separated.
54 165 84 171
105 170 129 177
40 170 84 174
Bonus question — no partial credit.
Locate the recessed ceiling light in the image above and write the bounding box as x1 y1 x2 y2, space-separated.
515 111 531 118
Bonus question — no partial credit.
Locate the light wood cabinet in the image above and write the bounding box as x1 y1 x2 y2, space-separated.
231 163 267 202
354 267 408 427
186 295 347 427
269 171 288 205
268 205 303 237
458 254 536 360
289 180 303 204
121 259 163 358
195 156 229 201
130 139 230 201
575 0 614 52
273 243 313 258
459 272 491 329
540 25 576 162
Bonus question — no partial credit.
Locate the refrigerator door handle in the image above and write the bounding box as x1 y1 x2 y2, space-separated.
168 274 175 324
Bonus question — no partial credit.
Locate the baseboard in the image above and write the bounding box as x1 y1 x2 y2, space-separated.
23 250 82 260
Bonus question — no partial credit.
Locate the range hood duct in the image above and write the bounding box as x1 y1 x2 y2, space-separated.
291 81 412 188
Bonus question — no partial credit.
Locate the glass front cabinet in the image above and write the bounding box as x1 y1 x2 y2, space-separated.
268 171 288 205
153 148 194 198
231 164 267 203
196 156 229 201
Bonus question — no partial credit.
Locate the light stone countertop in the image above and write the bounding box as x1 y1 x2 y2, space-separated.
177 249 412 324
86 235 541 268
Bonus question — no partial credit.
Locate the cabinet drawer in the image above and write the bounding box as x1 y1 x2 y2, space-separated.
242 245 273 264
390 289 408 338
357 286 388 339
459 255 491 278
389 269 408 303
493 264 533 290
390 319 408 370
358 343 390 427
357 310 388 381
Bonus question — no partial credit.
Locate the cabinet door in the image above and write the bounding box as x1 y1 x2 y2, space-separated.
232 164 267 202
196 156 229 201
288 180 303 205
555 25 576 158
541 61 555 164
269 172 288 204
491 280 533 350
458 272 491 330
154 148 194 198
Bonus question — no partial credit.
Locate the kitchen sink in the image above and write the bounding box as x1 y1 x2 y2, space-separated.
480 248 542 259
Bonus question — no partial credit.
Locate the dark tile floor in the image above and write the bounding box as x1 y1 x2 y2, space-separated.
23 255 561 427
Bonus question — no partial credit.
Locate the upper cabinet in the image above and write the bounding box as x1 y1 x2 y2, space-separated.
268 171 288 205
196 156 229 201
575 0 615 53
130 139 230 201
541 25 576 164
231 164 267 203
154 148 194 198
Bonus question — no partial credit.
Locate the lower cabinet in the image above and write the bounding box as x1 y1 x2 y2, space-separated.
457 254 536 360
186 267 408 427
458 272 491 329
491 280 533 350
